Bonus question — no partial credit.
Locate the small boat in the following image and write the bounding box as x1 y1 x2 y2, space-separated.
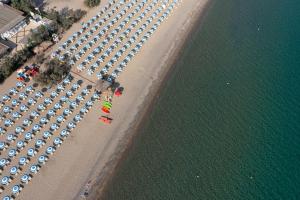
101 107 110 113
99 116 112 124
114 88 123 97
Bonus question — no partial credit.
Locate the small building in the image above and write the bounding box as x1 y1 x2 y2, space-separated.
0 3 26 39
0 41 9 57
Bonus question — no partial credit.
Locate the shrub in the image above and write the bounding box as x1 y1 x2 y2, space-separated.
84 0 101 8
34 58 71 86
46 8 87 31
11 0 35 14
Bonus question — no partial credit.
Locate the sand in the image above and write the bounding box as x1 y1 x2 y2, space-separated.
0 0 210 199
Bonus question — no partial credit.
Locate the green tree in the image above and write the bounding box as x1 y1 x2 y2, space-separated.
84 0 101 8
34 58 71 86
11 0 35 14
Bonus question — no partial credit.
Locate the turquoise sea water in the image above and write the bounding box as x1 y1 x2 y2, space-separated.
102 0 300 199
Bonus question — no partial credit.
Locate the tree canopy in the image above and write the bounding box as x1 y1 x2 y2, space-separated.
84 0 101 8
46 8 87 30
11 0 35 14
34 58 71 86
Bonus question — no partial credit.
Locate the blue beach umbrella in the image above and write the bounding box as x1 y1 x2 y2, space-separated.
8 149 16 157
46 146 55 155
16 140 24 149
1 176 10 185
19 157 27 165
10 166 18 175
21 174 30 184
43 131 52 139
24 132 33 141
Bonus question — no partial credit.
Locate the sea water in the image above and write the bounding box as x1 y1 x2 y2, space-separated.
103 0 300 199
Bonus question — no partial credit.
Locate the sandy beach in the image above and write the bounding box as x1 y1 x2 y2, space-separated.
0 0 210 199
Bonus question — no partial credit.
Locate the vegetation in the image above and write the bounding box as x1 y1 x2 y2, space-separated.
34 58 71 86
84 0 101 8
0 7 86 83
0 46 34 83
11 0 35 14
45 8 87 31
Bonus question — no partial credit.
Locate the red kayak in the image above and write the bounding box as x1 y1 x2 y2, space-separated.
114 88 122 97
101 107 110 113
99 116 112 124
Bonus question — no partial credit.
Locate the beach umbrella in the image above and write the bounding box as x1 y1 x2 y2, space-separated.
38 155 48 164
67 121 75 130
47 109 55 118
53 137 62 146
35 139 44 148
50 123 59 131
1 176 10 185
9 88 18 95
19 92 28 100
40 117 48 125
0 158 7 167
19 157 27 166
25 86 34 93
16 140 24 149
86 101 93 107
50 91 58 99
60 129 69 138
23 118 32 127
4 119 14 127
76 95 84 102
21 174 31 184
20 104 29 112
2 196 12 200
54 103 62 110
56 115 65 123
11 99 19 107
11 111 21 119
8 149 16 157
66 90 73 97
80 107 88 115
27 97 36 106
56 84 64 92
16 81 25 88
0 113 4 121
15 126 24 134
43 131 52 139
74 115 82 122
32 124 41 132
37 104 45 111
24 132 33 141
30 165 39 174
0 127 6 135
46 146 55 155
70 101 78 109
3 106 11 114
63 109 71 116
44 97 52 105
6 134 16 142
30 110 40 119
12 184 22 194
27 148 36 157
60 96 68 104
34 91 43 99
10 166 19 175
0 141 7 150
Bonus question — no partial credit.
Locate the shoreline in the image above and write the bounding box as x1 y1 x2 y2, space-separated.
84 1 213 199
